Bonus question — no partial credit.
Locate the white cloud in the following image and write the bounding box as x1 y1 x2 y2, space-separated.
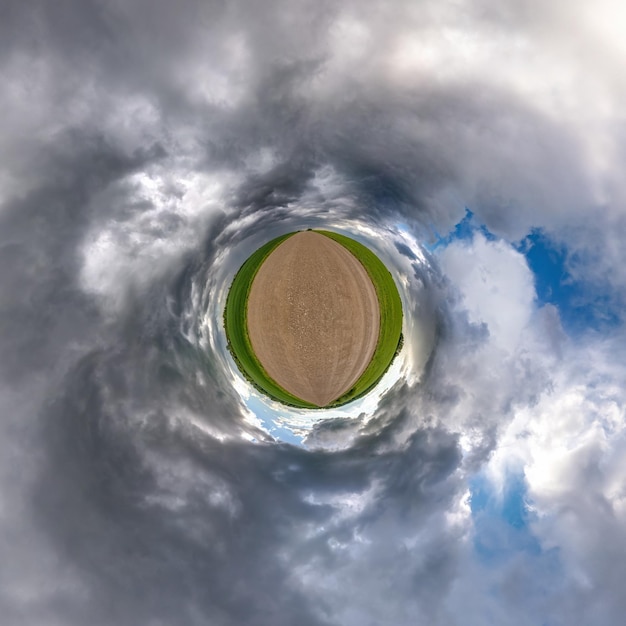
439 233 536 353
79 168 226 314
2 0 626 624
468 332 626 622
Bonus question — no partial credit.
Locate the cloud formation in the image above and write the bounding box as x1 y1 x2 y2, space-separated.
1 0 625 624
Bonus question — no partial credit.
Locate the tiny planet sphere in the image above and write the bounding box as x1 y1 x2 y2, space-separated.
224 229 403 408
246 231 380 407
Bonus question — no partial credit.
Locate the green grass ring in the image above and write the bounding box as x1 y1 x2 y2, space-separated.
223 230 403 408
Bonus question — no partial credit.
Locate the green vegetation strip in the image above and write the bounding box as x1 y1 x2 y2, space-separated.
223 230 403 408
315 230 403 407
223 233 318 408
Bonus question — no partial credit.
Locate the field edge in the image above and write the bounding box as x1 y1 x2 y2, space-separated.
223 233 318 409
314 230 404 407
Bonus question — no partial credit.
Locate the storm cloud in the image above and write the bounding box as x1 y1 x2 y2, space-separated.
1 0 626 624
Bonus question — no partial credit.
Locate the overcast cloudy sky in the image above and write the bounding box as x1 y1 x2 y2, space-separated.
2 1 626 625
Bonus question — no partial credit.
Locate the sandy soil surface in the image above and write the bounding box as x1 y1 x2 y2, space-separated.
246 231 380 406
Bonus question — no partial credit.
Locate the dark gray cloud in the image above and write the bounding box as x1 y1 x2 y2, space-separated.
2 0 626 624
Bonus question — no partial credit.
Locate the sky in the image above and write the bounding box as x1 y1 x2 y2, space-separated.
1 1 626 625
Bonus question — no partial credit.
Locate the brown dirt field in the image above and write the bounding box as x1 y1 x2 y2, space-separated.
246 231 380 407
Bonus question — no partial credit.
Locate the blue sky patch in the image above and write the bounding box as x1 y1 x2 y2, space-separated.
469 471 541 563
433 210 621 333
429 208 496 250
517 229 621 334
